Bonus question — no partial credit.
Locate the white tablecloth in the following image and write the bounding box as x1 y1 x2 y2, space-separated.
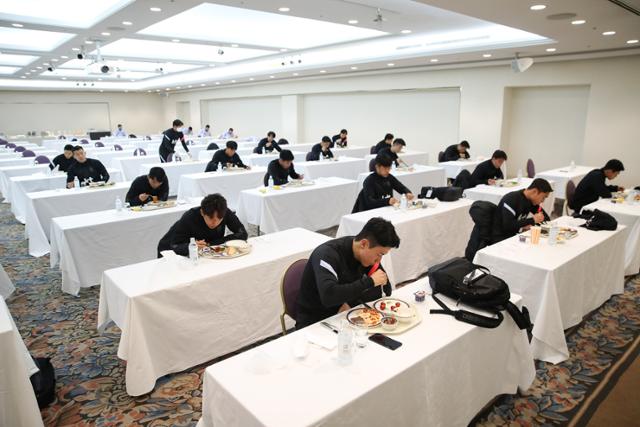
366 149 429 167
97 228 330 396
11 169 122 224
290 144 371 160
296 157 367 181
0 158 33 168
584 199 640 276
92 150 137 168
25 181 130 257
438 159 485 179
337 200 474 284
177 167 267 208
536 165 593 199
196 279 535 427
50 202 198 296
0 264 14 299
139 161 209 197
237 177 359 234
463 177 555 214
357 165 447 197
474 216 627 363
245 151 305 168
0 296 44 427
0 164 49 203
110 155 153 181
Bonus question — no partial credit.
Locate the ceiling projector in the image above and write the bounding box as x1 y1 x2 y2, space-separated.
86 61 111 74
511 57 534 73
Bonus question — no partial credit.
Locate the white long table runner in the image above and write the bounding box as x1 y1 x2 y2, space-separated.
0 296 44 427
463 177 556 214
24 181 130 257
237 177 359 234
337 200 474 284
196 279 535 427
50 202 198 296
139 160 209 197
0 164 49 203
296 156 367 181
474 216 627 363
536 165 593 199
97 228 330 396
176 167 267 208
357 165 447 197
584 199 640 275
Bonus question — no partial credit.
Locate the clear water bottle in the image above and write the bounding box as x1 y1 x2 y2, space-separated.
115 196 123 212
74 176 80 188
188 237 199 265
337 320 353 366
400 193 408 210
517 169 523 183
391 162 397 172
268 176 274 188
570 160 576 171
548 226 558 246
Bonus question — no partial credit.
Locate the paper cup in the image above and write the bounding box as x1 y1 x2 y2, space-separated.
531 226 541 245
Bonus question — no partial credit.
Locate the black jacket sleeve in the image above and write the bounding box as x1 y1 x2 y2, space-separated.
66 165 75 183
264 161 276 186
220 211 248 243
205 161 217 172
233 153 247 168
311 252 375 308
443 146 458 162
390 175 411 195
499 202 534 236
125 178 146 206
95 160 109 182
158 180 169 202
168 218 193 256
362 177 391 210
288 164 301 180
180 134 189 153
529 205 551 222
272 141 282 152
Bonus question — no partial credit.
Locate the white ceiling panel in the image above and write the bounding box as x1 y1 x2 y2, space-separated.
0 27 75 52
0 53 40 66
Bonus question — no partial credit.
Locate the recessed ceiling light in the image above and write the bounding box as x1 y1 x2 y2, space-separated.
25 72 30 75
278 7 290 12
122 21 133 26
72 47 80 51
430 59 439 62
387 63 395 66
165 87 170 90
100 90 104 92
530 5 546 10
61 77 66 80
348 20 358 25
231 44 239 47
20 75 27 78
176 86 181 89
350 66 358 70
172 39 180 43
150 7 162 12
546 48 556 52
249 77 254 81
97 78 102 81
571 19 586 25
602 31 616 36
269 75 275 78
293 73 299 76
51 58 58 62
85 40 93 44
319 70 326 73
156 89 160 92
130 79 135 82
215 82 220 85
36 66 42 69
280 48 288 52
101 32 111 36
209 64 216 67
43 62 50 66
482 53 492 58
188 85 192 88
12 23 24 28
627 39 639 44
401 30 412 34
30 69 36 72
124 90 129 93
231 80 236 83
200 83 206 86
60 55 68 59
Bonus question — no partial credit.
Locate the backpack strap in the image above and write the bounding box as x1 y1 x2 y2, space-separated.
430 293 503 329
504 301 533 342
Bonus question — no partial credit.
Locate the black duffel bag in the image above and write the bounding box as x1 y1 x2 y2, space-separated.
578 209 618 231
427 257 532 338
419 186 463 201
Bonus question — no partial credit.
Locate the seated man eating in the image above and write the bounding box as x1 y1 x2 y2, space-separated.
377 138 407 168
352 154 414 213
569 159 625 212
308 136 334 161
205 140 250 172
264 149 304 186
50 144 76 172
470 150 507 187
66 146 110 188
125 167 169 206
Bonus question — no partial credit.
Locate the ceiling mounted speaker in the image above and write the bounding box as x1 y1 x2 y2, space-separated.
511 57 534 73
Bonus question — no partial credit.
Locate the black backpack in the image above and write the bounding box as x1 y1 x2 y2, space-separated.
465 201 497 261
427 257 532 339
419 186 463 201
452 169 473 190
30 357 56 408
579 209 618 231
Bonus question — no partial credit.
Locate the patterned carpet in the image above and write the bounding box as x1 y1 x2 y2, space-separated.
1 201 638 426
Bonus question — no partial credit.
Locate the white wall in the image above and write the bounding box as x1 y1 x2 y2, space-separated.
0 91 165 137
204 96 282 139
503 85 590 176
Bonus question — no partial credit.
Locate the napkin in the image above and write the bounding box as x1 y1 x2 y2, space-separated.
305 329 337 351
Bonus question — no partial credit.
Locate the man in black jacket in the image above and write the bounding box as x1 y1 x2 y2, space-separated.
66 146 110 188
470 150 507 187
372 133 394 154
255 131 281 154
377 138 407 167
264 149 303 186
50 144 76 172
491 178 552 243
296 217 399 329
205 141 250 172
308 136 334 161
157 194 247 257
352 154 413 213
443 140 470 161
569 159 625 212
159 119 189 162
331 129 348 148
125 167 169 206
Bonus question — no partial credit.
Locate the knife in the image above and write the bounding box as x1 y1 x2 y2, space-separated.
321 321 339 334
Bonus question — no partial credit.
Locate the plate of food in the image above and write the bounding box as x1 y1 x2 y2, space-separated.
346 307 383 328
495 180 519 188
407 200 428 210
285 179 314 188
373 298 414 322
88 181 115 188
132 200 177 212
223 165 247 172
199 241 252 259
540 226 578 240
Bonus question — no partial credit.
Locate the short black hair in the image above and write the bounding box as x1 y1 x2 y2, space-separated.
173 119 184 127
340 129 348 134
229 128 234 131
188 126 193 131
148 167 166 183
393 138 406 146
384 133 394 141
279 149 294 161
72 145 84 152
603 159 624 172
460 140 470 149
321 136 331 143
492 149 507 160
374 154 393 167
226 140 238 150
201 194 228 218
278 138 288 145
63 144 74 151
205 124 210 128
71 138 77 142
528 178 553 193
267 131 276 138
117 124 122 127
355 217 400 249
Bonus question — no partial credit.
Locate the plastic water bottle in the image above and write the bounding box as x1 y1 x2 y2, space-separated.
400 193 408 210
548 226 558 246
517 169 523 183
115 197 123 212
188 237 198 265
337 320 353 366
268 176 274 188
74 176 80 188
570 160 576 171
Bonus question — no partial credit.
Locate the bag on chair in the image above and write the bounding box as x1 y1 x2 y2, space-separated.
427 257 532 338
30 357 56 408
419 186 463 202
